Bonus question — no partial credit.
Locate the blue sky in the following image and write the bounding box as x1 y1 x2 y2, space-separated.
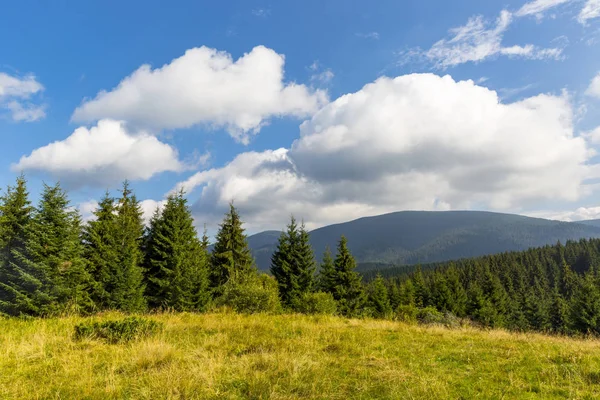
1 0 600 234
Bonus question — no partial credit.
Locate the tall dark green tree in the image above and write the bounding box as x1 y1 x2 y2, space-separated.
1 183 91 316
0 175 34 315
317 246 335 293
331 236 365 317
210 203 255 293
144 191 210 311
368 274 392 318
271 216 316 308
111 182 146 312
83 192 119 308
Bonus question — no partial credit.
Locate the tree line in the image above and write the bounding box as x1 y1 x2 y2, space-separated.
0 176 380 318
3 175 600 336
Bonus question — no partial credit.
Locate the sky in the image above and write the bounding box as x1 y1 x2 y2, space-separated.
1 0 600 235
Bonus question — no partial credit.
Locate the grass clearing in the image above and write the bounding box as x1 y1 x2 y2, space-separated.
1 312 600 399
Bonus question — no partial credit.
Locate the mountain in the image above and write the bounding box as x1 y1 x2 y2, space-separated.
245 211 600 271
577 219 600 228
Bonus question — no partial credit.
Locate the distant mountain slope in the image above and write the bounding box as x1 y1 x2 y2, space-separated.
577 219 600 228
246 211 600 271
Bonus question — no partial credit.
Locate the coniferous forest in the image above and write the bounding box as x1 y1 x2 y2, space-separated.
3 175 600 337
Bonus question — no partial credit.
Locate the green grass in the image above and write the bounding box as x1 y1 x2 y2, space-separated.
2 312 600 399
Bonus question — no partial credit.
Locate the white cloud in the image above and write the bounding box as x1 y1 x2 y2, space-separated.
401 11 563 68
582 126 600 143
0 72 45 122
77 198 166 225
579 0 600 23
356 32 380 40
72 46 328 144
533 206 600 221
587 72 600 98
13 119 185 188
139 199 167 225
78 200 99 222
175 73 596 232
516 0 572 18
5 101 46 122
251 8 271 17
311 69 334 84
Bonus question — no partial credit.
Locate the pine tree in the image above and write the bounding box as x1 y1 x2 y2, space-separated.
0 175 34 315
317 246 336 293
331 236 365 317
111 182 146 312
83 192 119 308
1 183 92 315
144 191 210 311
210 203 255 294
570 272 600 334
368 274 392 318
271 216 316 308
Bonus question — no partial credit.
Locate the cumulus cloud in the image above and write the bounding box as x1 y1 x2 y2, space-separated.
356 32 380 40
0 72 45 122
516 0 572 18
587 72 600 98
579 0 600 23
72 46 328 144
175 73 596 232
77 197 166 225
400 11 564 68
533 206 600 221
13 119 185 188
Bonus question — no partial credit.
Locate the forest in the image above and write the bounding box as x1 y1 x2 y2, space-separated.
2 174 600 337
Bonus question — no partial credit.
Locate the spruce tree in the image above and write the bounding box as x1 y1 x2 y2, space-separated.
210 203 255 293
271 216 316 308
144 191 210 311
111 182 146 312
0 175 34 315
368 274 392 318
331 236 365 317
2 183 92 315
83 192 119 308
317 246 336 293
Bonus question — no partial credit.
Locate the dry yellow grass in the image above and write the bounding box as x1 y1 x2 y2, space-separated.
1 312 600 399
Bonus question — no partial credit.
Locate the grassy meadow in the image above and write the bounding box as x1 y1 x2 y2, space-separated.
2 312 600 399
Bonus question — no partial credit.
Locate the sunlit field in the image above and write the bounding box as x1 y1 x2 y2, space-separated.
2 312 600 399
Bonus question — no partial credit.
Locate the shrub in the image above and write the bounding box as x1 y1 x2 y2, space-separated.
215 274 281 314
396 304 418 324
74 317 163 344
294 292 337 315
417 306 445 325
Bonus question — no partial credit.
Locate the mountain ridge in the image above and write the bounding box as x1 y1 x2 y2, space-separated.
243 210 600 271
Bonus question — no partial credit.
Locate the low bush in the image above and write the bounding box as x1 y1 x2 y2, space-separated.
395 304 418 323
215 274 281 314
74 316 163 344
294 292 337 315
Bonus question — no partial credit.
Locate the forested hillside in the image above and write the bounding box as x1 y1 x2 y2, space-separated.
379 238 600 334
247 211 600 270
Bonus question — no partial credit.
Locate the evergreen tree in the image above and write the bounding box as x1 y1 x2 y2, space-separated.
331 236 365 317
0 176 34 315
210 203 255 293
144 191 210 311
317 246 336 293
111 182 146 312
571 272 600 334
368 274 392 318
83 192 119 308
1 183 91 315
270 216 316 308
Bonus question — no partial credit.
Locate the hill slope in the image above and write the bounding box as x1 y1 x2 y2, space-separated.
247 211 600 270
